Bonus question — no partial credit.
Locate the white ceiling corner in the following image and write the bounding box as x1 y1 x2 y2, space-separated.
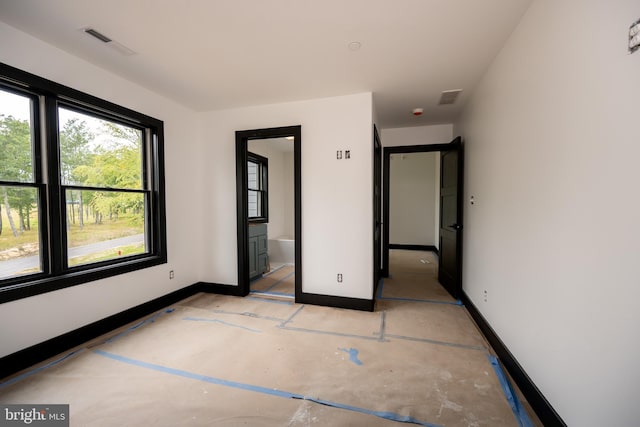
0 0 532 129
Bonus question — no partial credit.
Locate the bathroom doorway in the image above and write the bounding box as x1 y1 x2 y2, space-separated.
235 126 301 300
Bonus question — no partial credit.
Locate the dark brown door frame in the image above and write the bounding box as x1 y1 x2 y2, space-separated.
381 138 462 278
236 125 302 297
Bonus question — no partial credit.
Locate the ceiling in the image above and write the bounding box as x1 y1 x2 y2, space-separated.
0 0 532 129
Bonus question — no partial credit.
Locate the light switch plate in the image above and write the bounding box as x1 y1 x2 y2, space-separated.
630 18 640 54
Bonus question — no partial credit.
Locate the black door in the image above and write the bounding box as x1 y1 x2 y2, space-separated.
438 140 463 298
373 126 382 295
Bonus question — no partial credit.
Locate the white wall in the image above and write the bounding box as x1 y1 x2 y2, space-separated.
0 22 204 357
389 152 438 246
381 124 453 147
454 1 640 425
283 152 295 238
200 93 374 299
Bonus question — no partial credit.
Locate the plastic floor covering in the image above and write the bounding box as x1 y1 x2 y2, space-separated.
0 250 541 426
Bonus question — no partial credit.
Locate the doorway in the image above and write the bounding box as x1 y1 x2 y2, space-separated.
381 137 463 299
235 126 301 299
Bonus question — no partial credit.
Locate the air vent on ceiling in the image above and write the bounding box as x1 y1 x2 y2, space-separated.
438 89 462 105
82 27 136 56
84 28 111 43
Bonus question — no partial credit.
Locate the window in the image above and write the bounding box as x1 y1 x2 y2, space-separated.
247 152 268 222
0 63 166 303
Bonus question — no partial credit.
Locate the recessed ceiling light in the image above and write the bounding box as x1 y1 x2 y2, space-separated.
348 41 362 51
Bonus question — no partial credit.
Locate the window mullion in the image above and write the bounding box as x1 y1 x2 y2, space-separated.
44 95 66 274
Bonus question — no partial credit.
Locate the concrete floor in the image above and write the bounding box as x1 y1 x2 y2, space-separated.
0 250 540 426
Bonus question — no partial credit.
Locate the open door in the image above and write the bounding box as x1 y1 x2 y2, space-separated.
373 126 382 296
438 138 463 298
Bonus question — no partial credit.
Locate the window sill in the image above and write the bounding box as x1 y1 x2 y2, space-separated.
0 255 167 304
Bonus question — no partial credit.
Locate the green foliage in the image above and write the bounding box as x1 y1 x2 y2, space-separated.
0 109 144 245
59 118 93 185
0 115 32 182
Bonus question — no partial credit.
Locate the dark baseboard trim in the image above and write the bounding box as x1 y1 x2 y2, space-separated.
297 292 374 312
197 282 245 297
1 281 373 381
461 291 566 427
0 284 202 380
389 244 438 254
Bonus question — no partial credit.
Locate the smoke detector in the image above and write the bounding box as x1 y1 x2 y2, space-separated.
412 108 424 116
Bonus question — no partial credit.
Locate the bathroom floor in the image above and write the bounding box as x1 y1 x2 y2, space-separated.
250 264 295 298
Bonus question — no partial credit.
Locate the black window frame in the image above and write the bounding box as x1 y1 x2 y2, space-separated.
247 152 268 223
0 62 167 304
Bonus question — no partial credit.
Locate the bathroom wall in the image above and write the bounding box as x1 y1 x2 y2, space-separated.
247 139 294 239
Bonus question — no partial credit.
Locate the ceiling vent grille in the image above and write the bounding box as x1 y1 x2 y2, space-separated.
438 89 462 105
82 27 136 56
84 28 111 43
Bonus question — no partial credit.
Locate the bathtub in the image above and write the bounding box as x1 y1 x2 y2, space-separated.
268 236 295 265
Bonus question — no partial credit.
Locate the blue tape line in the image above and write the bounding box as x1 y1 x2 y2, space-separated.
386 334 485 351
281 326 381 342
94 350 440 426
250 290 294 297
376 278 385 299
487 355 534 427
338 348 363 366
245 296 294 306
377 276 463 306
264 271 295 292
263 264 286 277
279 304 305 327
1 308 176 389
380 296 463 306
378 311 387 342
0 348 86 389
210 308 285 322
105 308 175 343
183 317 262 333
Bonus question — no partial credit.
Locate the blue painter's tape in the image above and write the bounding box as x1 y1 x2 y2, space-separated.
279 304 305 327
378 311 387 341
264 271 295 292
487 355 534 427
105 308 175 343
94 350 441 427
245 296 294 306
376 278 385 299
376 278 463 306
0 308 176 388
338 348 363 366
183 317 261 333
250 290 294 297
0 348 86 389
380 296 463 306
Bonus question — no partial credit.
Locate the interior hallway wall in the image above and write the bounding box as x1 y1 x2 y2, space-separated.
454 0 640 425
200 93 374 300
381 125 453 251
0 22 204 358
381 124 453 147
389 152 438 247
